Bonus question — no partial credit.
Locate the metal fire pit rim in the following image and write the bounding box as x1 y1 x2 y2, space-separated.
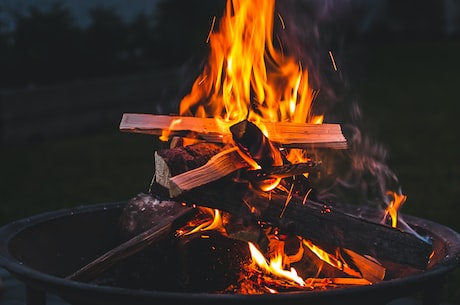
0 201 459 303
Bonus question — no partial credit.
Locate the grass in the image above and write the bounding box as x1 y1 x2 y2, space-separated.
0 38 459 303
0 130 158 224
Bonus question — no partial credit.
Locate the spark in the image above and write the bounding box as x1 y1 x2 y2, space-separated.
277 13 286 30
279 183 295 218
206 16 217 43
328 50 338 71
302 188 312 205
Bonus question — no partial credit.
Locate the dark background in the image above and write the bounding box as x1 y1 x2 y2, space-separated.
0 0 459 303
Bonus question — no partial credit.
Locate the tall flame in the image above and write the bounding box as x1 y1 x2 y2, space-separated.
179 0 320 127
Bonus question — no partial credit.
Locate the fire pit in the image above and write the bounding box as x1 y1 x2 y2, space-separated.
0 201 459 305
2 0 459 304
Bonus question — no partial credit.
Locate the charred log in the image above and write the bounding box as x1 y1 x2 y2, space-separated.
175 180 433 270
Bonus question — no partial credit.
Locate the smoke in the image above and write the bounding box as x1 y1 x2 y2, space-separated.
274 0 403 209
311 103 401 210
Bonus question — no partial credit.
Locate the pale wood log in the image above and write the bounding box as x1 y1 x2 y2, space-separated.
154 142 227 191
169 146 249 197
119 113 348 149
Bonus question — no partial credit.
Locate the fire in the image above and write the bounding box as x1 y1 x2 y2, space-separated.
179 0 319 133
384 191 407 228
248 242 306 287
166 0 391 292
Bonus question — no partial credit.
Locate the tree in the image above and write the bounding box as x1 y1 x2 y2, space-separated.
152 0 226 67
84 6 128 75
11 3 82 85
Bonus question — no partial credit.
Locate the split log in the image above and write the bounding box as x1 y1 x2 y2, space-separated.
154 142 229 192
154 142 250 197
119 113 348 149
168 147 249 197
174 180 433 270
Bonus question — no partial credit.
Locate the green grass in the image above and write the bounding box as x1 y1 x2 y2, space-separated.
0 38 459 303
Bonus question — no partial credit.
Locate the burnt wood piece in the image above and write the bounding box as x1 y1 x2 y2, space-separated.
175 180 433 270
66 198 196 282
230 119 283 169
246 161 322 180
230 119 283 191
119 113 348 149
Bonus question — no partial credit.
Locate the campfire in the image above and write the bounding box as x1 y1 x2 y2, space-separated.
0 1 459 304
78 0 435 294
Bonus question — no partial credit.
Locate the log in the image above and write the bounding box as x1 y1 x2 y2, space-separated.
169 146 250 197
174 180 433 270
66 196 195 282
246 161 321 180
119 113 348 149
155 142 250 197
154 142 229 191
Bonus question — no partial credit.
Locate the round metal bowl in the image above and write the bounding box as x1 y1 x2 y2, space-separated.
0 201 459 305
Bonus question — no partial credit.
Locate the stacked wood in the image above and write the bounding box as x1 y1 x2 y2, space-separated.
77 112 435 291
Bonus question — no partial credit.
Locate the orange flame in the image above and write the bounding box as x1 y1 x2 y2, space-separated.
384 191 407 228
179 0 319 131
248 242 306 286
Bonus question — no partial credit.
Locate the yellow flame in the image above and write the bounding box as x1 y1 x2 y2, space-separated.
248 242 305 286
182 208 225 236
384 191 407 228
160 118 182 142
303 240 362 278
179 0 317 131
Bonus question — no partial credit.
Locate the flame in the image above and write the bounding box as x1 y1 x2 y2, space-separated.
248 242 305 286
303 240 362 278
179 0 318 133
177 208 225 236
160 118 182 142
384 191 407 228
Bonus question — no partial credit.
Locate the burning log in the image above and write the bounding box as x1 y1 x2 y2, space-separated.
120 113 348 149
246 161 321 180
230 119 283 191
175 180 433 270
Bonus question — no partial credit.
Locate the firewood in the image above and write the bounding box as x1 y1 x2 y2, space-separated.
168 146 250 197
154 142 229 191
341 248 386 282
230 119 283 169
119 113 348 149
246 161 321 180
155 143 250 197
174 180 433 270
66 195 196 282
